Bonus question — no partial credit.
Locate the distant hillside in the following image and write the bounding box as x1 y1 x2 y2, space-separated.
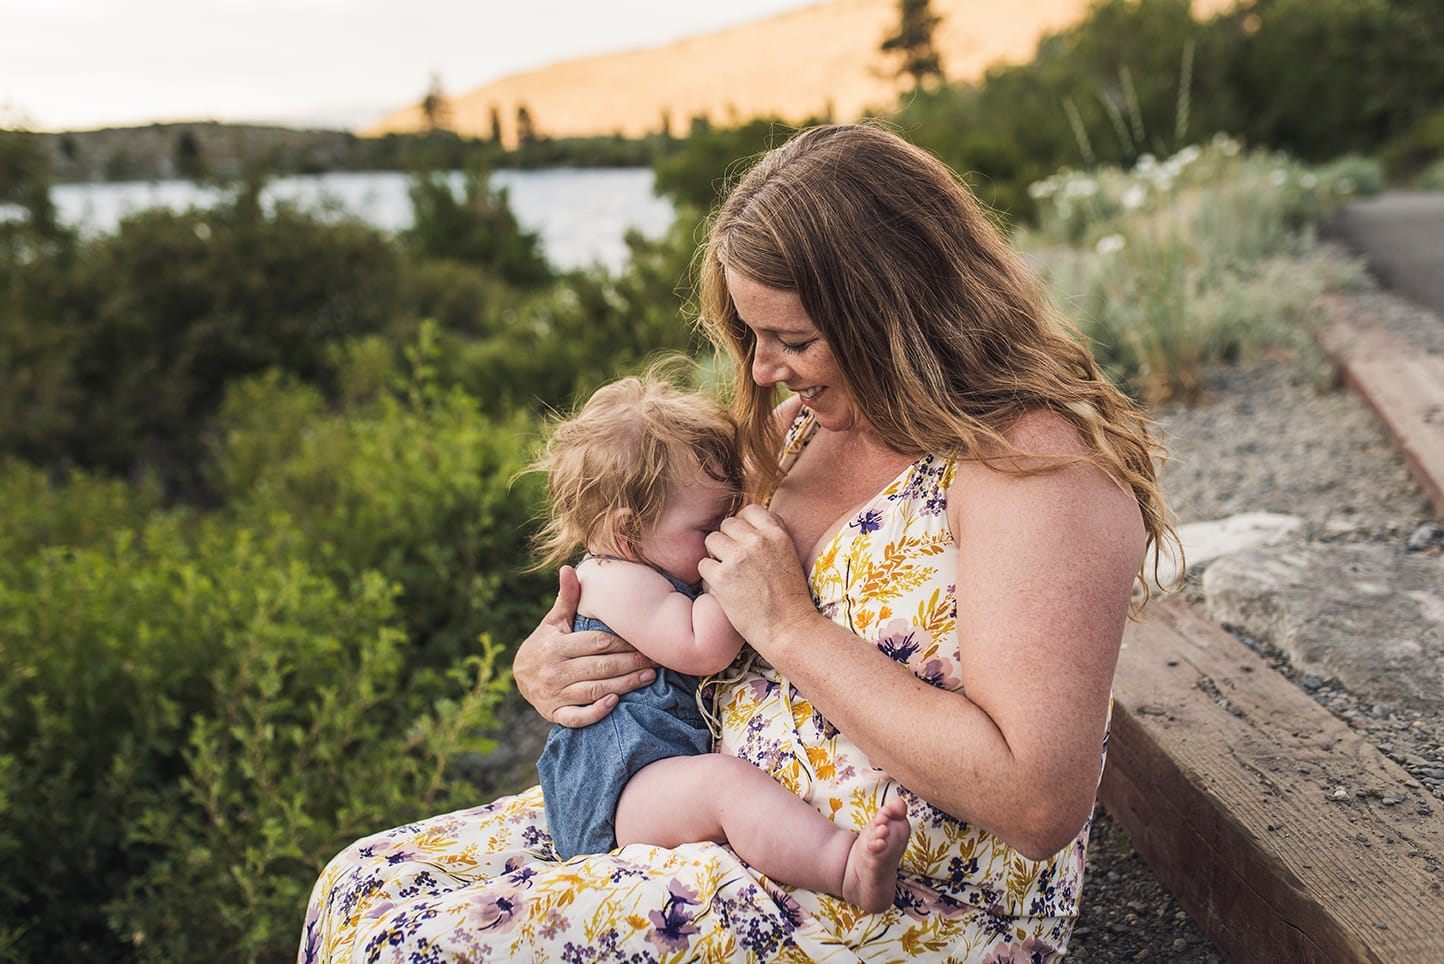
366 0 1232 147
36 122 360 183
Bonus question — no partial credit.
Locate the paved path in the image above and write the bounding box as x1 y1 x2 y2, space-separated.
1326 192 1444 317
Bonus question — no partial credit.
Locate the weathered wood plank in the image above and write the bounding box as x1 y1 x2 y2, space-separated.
1317 302 1444 516
1099 597 1444 963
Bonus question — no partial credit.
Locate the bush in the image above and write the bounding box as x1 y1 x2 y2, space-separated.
0 513 508 962
1022 138 1359 402
212 339 553 670
1314 154 1387 198
0 459 163 560
402 167 551 289
1416 156 1444 191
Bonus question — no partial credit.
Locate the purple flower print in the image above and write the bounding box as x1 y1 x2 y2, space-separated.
649 883 704 958
876 619 923 665
920 657 962 691
646 880 703 953
465 888 524 934
981 935 1060 963
850 508 884 533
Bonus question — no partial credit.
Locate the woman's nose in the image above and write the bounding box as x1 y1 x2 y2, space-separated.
752 342 788 386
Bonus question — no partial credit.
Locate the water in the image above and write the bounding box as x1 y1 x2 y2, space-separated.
44 168 676 274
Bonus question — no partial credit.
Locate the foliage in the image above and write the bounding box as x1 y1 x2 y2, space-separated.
1312 154 1388 198
0 179 403 488
0 459 163 560
439 212 710 419
212 342 554 670
881 0 945 89
651 117 807 211
0 127 58 234
1022 138 1360 403
1418 156 1444 191
1379 106 1444 181
0 345 546 961
403 167 552 288
893 0 1441 221
1227 0 1444 162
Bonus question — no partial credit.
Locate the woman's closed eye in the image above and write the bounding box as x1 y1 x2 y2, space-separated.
780 337 816 353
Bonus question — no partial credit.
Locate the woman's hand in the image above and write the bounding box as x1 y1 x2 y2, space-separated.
698 504 818 654
513 565 658 727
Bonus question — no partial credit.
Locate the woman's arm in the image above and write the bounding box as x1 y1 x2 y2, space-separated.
579 560 745 676
513 565 659 727
700 413 1145 860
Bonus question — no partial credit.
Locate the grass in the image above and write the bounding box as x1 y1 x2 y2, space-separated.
1020 136 1363 404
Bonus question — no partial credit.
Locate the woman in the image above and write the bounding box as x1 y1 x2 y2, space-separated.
299 125 1172 962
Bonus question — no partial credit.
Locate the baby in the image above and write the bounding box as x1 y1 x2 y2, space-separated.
530 372 910 912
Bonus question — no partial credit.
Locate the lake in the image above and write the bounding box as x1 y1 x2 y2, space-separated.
47 168 677 274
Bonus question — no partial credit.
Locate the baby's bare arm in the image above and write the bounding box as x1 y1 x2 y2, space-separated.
580 561 744 676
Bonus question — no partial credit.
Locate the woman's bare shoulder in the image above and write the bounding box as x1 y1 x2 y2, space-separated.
1000 407 1091 460
947 408 1141 539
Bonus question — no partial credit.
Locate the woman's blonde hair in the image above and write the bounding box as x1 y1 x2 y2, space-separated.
697 124 1178 606
529 370 744 572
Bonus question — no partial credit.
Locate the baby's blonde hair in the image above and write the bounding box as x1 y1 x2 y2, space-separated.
530 372 744 572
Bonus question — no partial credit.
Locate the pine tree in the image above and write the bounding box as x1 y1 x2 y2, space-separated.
420 72 452 132
489 106 503 145
516 105 538 147
881 0 945 90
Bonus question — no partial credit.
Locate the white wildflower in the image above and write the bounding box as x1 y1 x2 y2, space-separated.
1212 132 1241 156
1135 153 1158 174
194 222 212 241
1027 179 1056 200
1171 145 1202 168
1121 184 1148 210
1064 177 1098 199
1300 173 1318 189
1270 169 1289 187
1095 233 1126 255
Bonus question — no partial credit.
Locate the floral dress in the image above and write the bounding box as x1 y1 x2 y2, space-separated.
297 408 1094 963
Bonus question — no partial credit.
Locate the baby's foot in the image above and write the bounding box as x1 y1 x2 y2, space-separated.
841 797 911 912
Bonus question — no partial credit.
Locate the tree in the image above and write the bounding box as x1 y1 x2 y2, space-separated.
881 0 945 90
516 104 538 147
174 129 205 180
489 105 503 145
421 71 453 132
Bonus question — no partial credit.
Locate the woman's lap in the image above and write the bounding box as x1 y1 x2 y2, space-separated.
299 785 841 963
299 784 1076 963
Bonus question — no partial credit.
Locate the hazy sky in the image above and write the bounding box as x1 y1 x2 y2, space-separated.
1 0 822 132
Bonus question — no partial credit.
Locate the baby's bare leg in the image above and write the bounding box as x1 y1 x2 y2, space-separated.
615 755 910 912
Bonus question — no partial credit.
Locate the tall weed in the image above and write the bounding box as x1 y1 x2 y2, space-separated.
1024 137 1360 402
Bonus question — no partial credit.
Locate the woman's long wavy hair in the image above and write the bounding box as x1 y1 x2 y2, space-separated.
697 124 1178 608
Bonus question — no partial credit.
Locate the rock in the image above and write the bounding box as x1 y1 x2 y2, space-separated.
1202 543 1444 708
1154 512 1304 589
1407 522 1444 553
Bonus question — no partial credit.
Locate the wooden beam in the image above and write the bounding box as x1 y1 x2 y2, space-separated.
1317 297 1444 518
1099 598 1444 963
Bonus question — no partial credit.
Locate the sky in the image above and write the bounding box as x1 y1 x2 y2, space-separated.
0 0 822 132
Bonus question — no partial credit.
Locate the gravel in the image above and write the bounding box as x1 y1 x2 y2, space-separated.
1070 273 1444 962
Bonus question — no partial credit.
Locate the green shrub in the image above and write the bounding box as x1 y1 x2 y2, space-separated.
1416 156 1444 191
0 514 508 962
0 459 164 560
1022 139 1357 402
1314 154 1387 198
403 167 551 289
212 340 552 669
